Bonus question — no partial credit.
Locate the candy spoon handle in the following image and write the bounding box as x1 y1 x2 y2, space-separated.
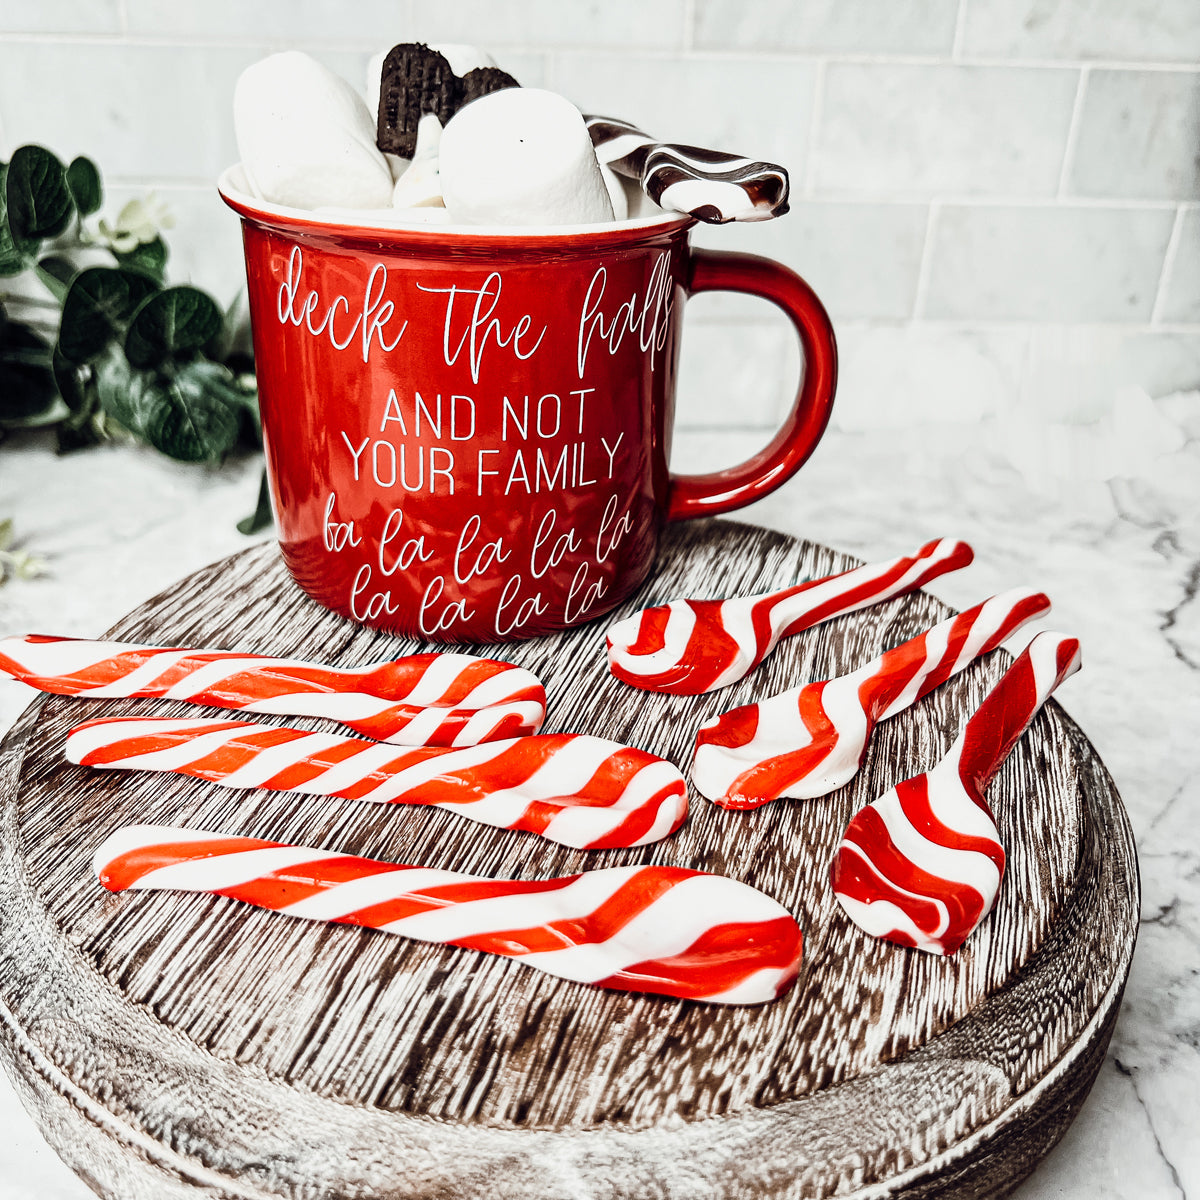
584 114 789 223
607 538 973 696
850 588 1053 725
94 824 803 1006
0 634 546 747
944 631 1081 799
65 718 688 851
692 588 1052 809
771 538 974 641
831 630 1082 955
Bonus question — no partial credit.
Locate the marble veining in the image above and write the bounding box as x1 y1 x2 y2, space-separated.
1 401 1198 1199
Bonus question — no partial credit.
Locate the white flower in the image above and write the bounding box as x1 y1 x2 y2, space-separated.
93 194 176 252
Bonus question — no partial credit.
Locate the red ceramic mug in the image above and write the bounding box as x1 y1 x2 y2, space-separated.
219 167 837 643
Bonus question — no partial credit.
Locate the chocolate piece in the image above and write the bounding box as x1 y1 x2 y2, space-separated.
377 43 460 157
458 66 520 106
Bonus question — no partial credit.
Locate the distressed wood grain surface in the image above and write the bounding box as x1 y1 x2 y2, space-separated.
0 520 1138 1199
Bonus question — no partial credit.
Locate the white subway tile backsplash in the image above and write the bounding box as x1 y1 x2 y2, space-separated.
814 64 1078 198
924 204 1175 321
1068 70 1200 201
0 42 259 179
961 0 1200 63
694 0 958 55
102 184 248 304
1158 208 1200 324
0 0 122 35
1024 326 1200 415
693 201 928 320
409 0 687 50
124 0 412 41
1109 332 1200 396
0 7 1195 443
831 324 1029 429
674 318 793 429
550 52 814 171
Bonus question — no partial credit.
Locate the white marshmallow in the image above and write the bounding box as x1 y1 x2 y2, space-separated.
314 206 453 227
383 152 410 183
620 174 663 219
599 163 628 221
366 44 498 120
391 113 445 208
439 88 615 226
234 52 393 211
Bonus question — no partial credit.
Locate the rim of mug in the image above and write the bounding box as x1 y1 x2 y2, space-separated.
217 164 697 242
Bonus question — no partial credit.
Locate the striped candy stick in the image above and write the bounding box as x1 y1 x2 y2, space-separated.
65 718 688 851
692 588 1052 810
585 114 789 224
607 538 973 695
93 824 803 1005
831 631 1082 955
0 635 546 747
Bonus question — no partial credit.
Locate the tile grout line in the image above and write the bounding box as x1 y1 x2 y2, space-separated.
682 0 696 53
801 59 826 198
951 0 969 60
910 201 941 320
2 33 1200 71
1149 205 1187 325
1055 66 1089 200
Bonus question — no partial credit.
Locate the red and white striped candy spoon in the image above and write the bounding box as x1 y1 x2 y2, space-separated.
93 824 803 1005
585 115 790 223
0 635 545 747
831 631 1081 955
691 588 1052 810
607 538 973 695
65 718 688 850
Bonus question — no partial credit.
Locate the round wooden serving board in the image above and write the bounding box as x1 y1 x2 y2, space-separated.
0 520 1138 1200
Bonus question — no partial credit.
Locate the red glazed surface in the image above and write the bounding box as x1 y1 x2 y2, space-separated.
219 172 837 642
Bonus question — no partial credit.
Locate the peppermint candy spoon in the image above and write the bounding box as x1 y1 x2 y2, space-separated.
607 538 973 695
692 588 1052 810
0 635 545 747
585 115 789 223
66 718 687 850
832 631 1082 955
94 824 802 1005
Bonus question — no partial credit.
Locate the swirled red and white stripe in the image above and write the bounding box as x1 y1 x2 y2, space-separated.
831 631 1081 955
0 635 546 746
93 824 803 1005
66 717 688 850
607 538 973 695
692 588 1052 810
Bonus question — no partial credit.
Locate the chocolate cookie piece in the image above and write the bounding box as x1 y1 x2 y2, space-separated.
458 67 520 106
377 43 460 156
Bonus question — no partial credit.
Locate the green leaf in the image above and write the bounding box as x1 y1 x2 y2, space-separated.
59 266 157 364
0 164 39 277
6 145 74 242
114 235 167 282
94 347 142 432
35 253 75 303
52 343 98 416
66 156 102 216
0 319 58 423
237 468 274 535
125 286 222 368
146 366 242 462
96 354 242 461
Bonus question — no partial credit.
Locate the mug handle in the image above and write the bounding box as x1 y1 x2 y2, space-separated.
666 248 838 521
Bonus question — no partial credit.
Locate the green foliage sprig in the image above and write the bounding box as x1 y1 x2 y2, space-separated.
0 144 260 467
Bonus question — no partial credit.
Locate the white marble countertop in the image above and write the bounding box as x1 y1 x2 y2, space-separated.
1 406 1197 1199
